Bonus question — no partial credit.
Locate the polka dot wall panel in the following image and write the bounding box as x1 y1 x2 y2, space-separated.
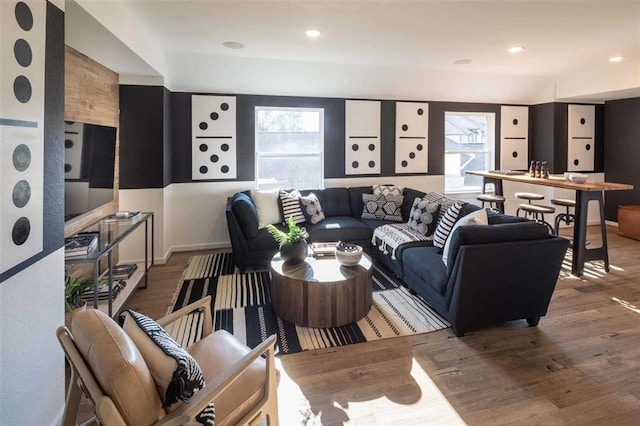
500 105 529 170
345 100 381 175
191 95 237 180
567 104 595 172
395 102 428 173
0 1 45 275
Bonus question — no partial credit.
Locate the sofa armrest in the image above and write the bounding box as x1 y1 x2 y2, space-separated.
445 236 569 336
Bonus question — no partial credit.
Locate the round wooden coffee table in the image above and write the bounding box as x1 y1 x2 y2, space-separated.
270 253 373 328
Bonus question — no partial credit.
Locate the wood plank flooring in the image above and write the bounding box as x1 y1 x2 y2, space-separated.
78 226 640 425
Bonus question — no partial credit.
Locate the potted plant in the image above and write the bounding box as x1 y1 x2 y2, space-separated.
64 268 95 316
266 216 309 264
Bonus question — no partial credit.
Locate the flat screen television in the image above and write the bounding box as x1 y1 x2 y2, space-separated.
64 121 117 221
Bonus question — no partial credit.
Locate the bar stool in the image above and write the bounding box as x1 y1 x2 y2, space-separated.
516 192 555 235
551 198 576 237
477 194 506 213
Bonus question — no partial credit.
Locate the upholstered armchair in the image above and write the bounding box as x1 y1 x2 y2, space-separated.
57 296 279 425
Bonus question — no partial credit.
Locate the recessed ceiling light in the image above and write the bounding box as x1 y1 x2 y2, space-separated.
454 59 472 65
223 41 245 49
305 29 322 38
507 46 524 54
609 56 624 63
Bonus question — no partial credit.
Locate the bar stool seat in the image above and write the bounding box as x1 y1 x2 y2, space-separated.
551 198 576 237
515 192 545 202
477 194 505 212
518 203 556 234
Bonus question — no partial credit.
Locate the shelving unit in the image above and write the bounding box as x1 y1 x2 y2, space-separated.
65 212 154 317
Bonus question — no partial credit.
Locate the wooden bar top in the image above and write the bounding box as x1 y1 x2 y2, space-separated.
467 171 634 192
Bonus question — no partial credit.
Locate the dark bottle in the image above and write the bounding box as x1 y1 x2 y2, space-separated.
529 161 536 177
542 161 549 179
536 161 542 178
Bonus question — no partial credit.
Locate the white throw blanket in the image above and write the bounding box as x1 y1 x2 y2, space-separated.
372 223 432 260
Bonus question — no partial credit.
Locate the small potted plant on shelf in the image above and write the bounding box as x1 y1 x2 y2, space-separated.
266 216 309 264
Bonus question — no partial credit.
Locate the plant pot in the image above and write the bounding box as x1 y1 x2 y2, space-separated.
65 299 87 328
279 240 308 265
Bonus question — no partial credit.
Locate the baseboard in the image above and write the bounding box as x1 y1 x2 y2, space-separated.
170 242 232 253
605 220 619 227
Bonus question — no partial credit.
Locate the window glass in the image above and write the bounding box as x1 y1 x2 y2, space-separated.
444 112 495 193
255 107 324 190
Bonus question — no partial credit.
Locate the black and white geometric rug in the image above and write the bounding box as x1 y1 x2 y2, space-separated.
166 252 449 354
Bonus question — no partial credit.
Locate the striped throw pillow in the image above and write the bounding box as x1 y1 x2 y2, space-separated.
279 189 305 224
433 201 466 249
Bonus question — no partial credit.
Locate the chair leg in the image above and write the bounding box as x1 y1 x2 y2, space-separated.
527 316 540 327
62 370 83 426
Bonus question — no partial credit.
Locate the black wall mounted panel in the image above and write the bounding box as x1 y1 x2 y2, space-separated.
170 92 192 183
379 101 396 176
163 88 172 186
603 97 640 221
531 103 557 172
119 85 165 189
594 104 605 172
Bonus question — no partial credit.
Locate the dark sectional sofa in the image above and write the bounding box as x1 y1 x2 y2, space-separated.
226 186 569 336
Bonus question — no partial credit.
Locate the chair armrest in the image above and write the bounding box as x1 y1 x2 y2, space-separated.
157 295 213 337
156 334 278 426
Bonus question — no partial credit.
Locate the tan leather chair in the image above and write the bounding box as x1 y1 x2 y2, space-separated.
57 296 279 425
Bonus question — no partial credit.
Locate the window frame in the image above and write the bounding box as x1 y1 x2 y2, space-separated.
444 111 496 194
254 106 325 190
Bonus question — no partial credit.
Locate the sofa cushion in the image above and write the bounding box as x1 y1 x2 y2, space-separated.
433 201 466 248
312 188 352 217
408 197 441 236
278 189 305 224
445 221 551 275
402 246 449 295
348 186 374 217
122 311 215 424
305 216 373 243
442 208 488 266
299 192 326 224
487 210 528 224
231 193 259 239
361 193 404 221
250 189 282 229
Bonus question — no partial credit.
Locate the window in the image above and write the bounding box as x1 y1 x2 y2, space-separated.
255 107 324 190
444 112 495 193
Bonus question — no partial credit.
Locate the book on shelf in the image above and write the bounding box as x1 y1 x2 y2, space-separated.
80 279 126 302
310 242 338 257
109 263 138 279
104 211 142 222
64 233 98 257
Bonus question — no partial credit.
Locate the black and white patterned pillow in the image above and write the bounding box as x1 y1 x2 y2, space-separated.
278 189 305 224
373 184 404 197
299 192 325 224
433 201 466 249
124 310 215 425
361 193 404 222
422 192 456 224
408 197 441 236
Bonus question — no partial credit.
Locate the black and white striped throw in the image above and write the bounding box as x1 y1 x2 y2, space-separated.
168 252 449 354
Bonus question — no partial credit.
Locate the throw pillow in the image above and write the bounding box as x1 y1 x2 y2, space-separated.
442 208 488 266
122 311 215 425
299 192 325 224
408 197 441 236
432 201 466 249
278 189 305 224
373 184 404 197
361 193 404 222
422 192 456 223
250 189 282 229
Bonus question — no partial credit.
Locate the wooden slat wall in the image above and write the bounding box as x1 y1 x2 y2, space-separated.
64 45 120 238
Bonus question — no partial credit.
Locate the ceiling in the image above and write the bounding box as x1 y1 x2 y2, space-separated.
69 0 640 103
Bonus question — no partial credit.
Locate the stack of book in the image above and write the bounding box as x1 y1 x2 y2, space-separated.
104 211 142 222
80 279 126 302
109 263 138 280
64 233 98 258
310 242 338 258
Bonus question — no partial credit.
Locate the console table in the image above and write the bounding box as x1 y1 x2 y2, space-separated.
65 212 154 317
467 171 633 276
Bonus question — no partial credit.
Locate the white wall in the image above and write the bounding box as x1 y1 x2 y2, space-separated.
0 250 65 425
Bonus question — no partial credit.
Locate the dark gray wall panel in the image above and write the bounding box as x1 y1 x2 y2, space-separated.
603 97 640 220
119 85 165 189
531 103 556 171
163 88 172 186
171 92 193 183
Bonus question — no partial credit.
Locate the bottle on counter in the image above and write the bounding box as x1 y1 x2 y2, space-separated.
536 161 542 178
542 161 549 179
530 161 536 177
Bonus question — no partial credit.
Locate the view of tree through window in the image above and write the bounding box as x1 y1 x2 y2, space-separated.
255 107 324 190
444 112 495 192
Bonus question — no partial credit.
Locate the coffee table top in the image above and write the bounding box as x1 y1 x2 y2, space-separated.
270 252 372 283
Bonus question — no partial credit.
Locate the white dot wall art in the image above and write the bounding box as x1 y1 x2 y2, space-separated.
395 102 428 173
0 0 46 275
191 95 237 180
345 100 381 175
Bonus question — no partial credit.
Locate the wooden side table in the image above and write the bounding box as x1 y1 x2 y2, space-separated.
270 253 373 328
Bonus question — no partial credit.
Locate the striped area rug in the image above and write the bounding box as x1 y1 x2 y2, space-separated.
167 252 449 354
